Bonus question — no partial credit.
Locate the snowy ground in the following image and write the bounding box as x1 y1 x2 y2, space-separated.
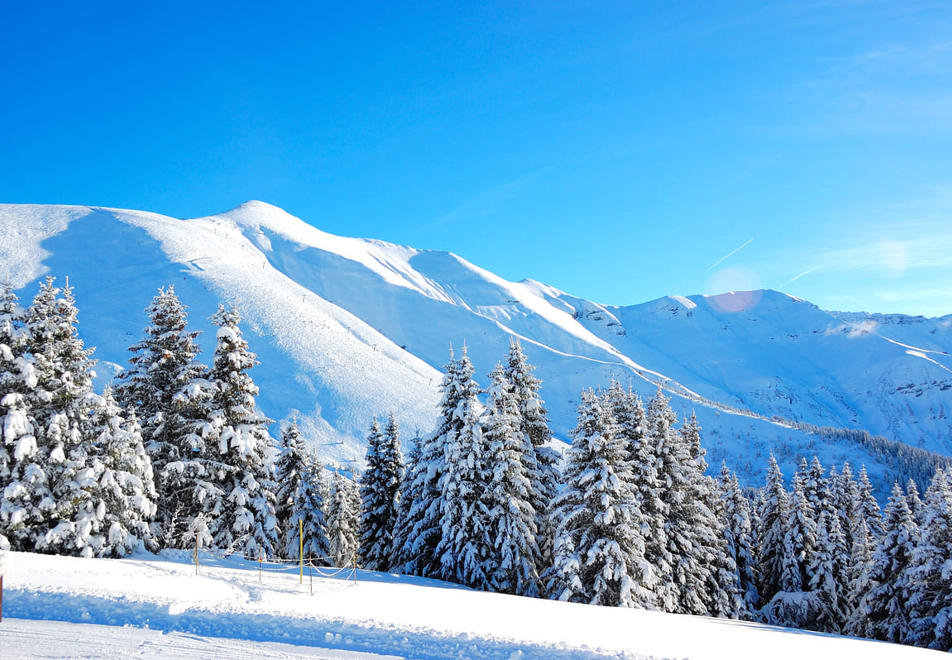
0 550 942 659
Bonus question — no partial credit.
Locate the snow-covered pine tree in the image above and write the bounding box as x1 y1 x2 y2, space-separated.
905 478 924 524
327 470 360 567
274 421 329 561
645 387 686 612
756 455 789 607
843 513 876 634
202 305 278 558
23 277 101 556
857 466 885 539
549 389 654 608
390 429 422 571
115 286 212 546
400 347 476 578
436 353 494 589
482 364 540 596
904 468 952 651
678 412 741 618
503 339 558 577
606 382 667 611
0 285 42 551
359 413 404 571
807 510 847 632
87 389 157 557
851 482 920 644
719 464 759 617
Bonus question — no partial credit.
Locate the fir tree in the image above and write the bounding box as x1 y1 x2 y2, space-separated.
719 464 759 617
400 347 477 577
390 429 422 570
607 382 668 611
86 390 157 557
756 455 789 606
24 277 100 555
503 339 559 577
852 483 920 644
274 422 328 561
115 286 212 546
359 413 404 571
550 390 654 608
857 466 884 538
482 364 540 596
905 468 952 650
327 470 360 567
201 305 278 558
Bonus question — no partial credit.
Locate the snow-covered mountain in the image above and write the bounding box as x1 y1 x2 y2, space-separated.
0 201 949 493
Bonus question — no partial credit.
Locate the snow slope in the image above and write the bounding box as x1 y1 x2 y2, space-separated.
1 550 942 659
0 201 948 491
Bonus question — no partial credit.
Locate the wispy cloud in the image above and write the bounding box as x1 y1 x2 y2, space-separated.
707 238 754 271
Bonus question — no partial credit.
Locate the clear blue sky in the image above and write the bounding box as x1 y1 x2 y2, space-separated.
2 1 950 316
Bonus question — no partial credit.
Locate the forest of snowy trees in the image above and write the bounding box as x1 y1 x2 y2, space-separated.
2 277 951 651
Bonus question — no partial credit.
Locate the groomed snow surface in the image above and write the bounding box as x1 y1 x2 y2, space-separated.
1 551 941 659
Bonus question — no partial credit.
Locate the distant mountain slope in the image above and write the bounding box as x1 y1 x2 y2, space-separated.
0 201 948 494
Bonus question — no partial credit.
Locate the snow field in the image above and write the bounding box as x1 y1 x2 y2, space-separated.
1 550 942 659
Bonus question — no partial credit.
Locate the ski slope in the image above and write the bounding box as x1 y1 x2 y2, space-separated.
1 550 942 659
0 201 948 491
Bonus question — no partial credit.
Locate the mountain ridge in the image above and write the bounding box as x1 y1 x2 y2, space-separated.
0 201 948 495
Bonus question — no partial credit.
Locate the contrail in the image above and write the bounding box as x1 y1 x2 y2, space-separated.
707 238 754 271
781 267 816 287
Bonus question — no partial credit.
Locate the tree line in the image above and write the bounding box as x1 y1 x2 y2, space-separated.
1 277 950 651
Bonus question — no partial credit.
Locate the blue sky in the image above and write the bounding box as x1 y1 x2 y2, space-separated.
2 1 950 316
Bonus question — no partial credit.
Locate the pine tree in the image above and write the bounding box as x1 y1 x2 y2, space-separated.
390 429 422 571
327 470 360 567
274 422 328 561
436 368 493 589
646 388 686 612
719 464 759 617
202 305 278 558
807 510 847 632
482 365 540 596
549 390 654 608
359 413 404 571
852 483 920 644
607 382 667 611
905 478 924 524
0 285 43 550
756 455 789 606
503 339 559 578
905 468 952 650
24 277 101 555
86 389 157 557
115 286 212 546
399 347 477 577
857 467 884 538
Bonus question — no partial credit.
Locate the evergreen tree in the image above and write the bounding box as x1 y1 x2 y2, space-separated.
274 422 328 561
400 347 477 577
86 390 157 557
905 478 924 524
115 286 212 546
0 285 43 550
607 382 668 610
550 390 654 608
503 339 559 577
327 470 360 567
482 365 540 596
359 413 404 571
719 464 759 616
857 467 884 538
436 372 493 588
201 306 278 558
807 510 847 632
24 277 101 555
756 455 789 606
390 429 422 570
852 483 920 644
646 388 686 612
905 468 952 650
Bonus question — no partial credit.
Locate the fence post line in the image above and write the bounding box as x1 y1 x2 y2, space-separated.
259 549 262 583
352 553 358 586
309 561 313 595
194 536 199 575
299 518 304 584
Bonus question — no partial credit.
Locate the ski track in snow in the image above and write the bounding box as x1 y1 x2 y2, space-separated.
2 550 943 660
